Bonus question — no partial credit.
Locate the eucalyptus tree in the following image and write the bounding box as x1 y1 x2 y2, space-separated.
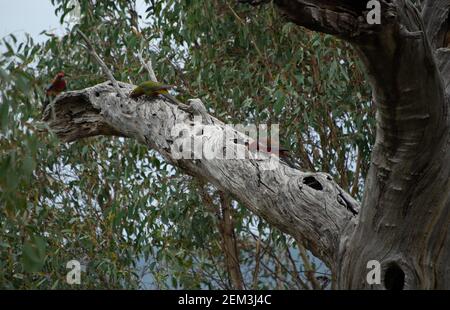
2 0 447 290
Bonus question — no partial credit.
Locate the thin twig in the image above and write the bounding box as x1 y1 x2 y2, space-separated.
148 43 192 93
298 244 321 289
248 230 308 289
76 29 126 98
252 235 261 289
226 2 274 81
286 247 309 289
137 44 158 83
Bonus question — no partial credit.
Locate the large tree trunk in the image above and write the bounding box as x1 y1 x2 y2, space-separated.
268 0 450 290
44 0 449 289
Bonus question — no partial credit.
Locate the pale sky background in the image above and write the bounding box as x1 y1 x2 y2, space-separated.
0 0 64 42
0 0 148 43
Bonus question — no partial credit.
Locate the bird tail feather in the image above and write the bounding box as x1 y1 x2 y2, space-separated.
162 93 183 106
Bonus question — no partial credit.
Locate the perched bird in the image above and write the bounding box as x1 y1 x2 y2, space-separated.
43 71 67 112
129 80 173 98
130 80 184 106
247 137 301 169
46 72 67 96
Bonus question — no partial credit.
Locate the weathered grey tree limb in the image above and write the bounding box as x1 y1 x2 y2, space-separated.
246 0 449 289
43 82 359 273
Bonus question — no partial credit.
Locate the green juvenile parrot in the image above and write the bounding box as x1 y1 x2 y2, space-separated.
129 80 185 108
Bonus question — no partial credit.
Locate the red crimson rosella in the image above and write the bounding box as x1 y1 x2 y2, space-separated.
43 71 67 112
